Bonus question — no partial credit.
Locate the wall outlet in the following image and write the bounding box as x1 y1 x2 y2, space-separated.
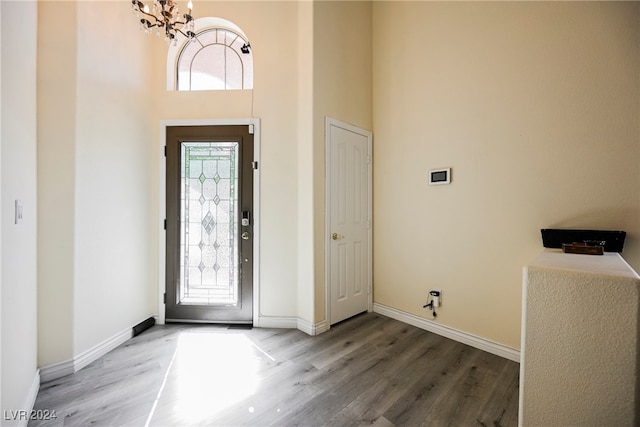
429 290 441 307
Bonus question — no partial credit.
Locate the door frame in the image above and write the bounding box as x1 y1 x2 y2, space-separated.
324 117 373 326
158 118 260 325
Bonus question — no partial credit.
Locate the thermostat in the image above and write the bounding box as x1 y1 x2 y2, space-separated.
429 168 451 185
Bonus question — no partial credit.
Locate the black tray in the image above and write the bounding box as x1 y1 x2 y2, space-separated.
541 229 626 253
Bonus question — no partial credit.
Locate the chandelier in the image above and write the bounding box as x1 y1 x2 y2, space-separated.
131 0 196 44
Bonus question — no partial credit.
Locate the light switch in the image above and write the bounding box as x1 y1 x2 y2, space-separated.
15 200 22 224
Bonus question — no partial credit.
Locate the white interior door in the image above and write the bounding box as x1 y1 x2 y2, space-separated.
326 118 372 325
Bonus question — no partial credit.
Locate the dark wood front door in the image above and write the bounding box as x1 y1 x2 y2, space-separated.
165 125 254 323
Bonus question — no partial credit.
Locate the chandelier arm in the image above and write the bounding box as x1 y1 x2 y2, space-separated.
137 8 165 27
176 28 196 39
140 18 165 29
145 13 189 27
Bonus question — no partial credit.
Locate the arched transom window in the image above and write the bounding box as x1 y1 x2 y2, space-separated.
167 18 253 91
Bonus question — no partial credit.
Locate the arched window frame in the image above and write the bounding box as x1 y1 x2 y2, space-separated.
166 17 253 91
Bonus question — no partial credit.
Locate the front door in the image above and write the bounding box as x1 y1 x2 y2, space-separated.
326 118 372 325
166 125 254 323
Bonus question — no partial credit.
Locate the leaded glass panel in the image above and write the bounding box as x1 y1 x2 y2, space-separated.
180 142 239 306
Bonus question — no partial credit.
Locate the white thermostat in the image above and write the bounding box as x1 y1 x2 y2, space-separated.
429 168 451 185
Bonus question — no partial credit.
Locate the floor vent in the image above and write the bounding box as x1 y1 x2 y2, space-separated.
133 317 156 337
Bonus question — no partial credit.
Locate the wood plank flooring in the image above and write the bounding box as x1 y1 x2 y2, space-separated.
29 313 519 426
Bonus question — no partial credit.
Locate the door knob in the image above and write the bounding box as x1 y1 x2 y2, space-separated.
332 233 344 240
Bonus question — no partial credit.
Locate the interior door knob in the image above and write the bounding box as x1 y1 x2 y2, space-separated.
332 233 344 240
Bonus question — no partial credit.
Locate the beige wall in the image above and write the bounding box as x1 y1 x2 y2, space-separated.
37 0 76 367
373 1 640 349
38 1 156 365
1 0 38 419
73 1 156 354
313 1 373 322
147 1 373 326
298 0 315 323
151 1 302 320
147 1 373 324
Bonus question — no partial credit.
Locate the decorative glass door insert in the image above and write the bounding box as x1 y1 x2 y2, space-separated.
180 142 239 306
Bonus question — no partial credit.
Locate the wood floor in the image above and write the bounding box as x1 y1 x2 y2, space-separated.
30 313 520 427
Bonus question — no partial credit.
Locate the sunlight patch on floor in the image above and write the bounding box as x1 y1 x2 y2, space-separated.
146 331 273 425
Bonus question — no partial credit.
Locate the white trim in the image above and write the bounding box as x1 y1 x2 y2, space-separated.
39 359 74 383
16 369 41 427
252 316 329 336
296 318 329 336
158 120 167 325
373 303 521 362
74 328 132 372
40 328 133 383
325 117 373 327
158 118 261 326
254 316 297 329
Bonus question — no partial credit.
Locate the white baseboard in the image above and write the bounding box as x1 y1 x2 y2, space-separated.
254 315 297 329
39 359 74 383
40 327 133 383
297 318 329 336
15 369 41 427
373 303 520 362
74 328 132 372
254 315 328 336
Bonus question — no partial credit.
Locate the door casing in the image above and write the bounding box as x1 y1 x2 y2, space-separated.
325 117 373 326
158 118 260 325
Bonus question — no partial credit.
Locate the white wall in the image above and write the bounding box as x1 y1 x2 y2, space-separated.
1 0 39 421
373 1 640 349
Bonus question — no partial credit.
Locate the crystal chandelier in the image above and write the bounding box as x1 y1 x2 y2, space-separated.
131 0 196 44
